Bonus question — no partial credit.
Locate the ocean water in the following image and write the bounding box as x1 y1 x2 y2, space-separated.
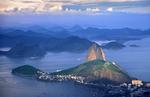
105 38 150 81
0 52 105 97
0 38 150 97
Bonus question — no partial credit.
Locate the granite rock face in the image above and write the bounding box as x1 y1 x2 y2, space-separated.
86 44 106 61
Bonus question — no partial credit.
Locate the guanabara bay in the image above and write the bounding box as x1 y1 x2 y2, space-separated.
1 1 150 97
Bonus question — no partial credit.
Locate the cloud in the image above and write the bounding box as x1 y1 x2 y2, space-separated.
116 6 150 14
0 0 150 14
86 8 100 12
107 7 113 12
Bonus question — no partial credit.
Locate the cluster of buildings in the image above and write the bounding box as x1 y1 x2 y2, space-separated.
36 71 150 97
105 79 150 97
37 71 85 83
130 80 150 97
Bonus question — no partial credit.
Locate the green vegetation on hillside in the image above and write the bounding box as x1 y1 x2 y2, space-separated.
11 60 131 84
12 65 40 76
51 60 131 83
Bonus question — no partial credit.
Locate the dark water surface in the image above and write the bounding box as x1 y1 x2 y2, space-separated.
0 38 150 97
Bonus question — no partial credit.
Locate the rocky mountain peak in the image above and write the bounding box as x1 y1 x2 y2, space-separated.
86 44 106 61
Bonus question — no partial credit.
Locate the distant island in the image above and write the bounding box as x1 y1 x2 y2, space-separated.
12 65 41 77
129 44 140 47
102 42 126 50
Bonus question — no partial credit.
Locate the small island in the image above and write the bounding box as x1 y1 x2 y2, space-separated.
102 42 125 50
12 65 41 77
129 44 140 47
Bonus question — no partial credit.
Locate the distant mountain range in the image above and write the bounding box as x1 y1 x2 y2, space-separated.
1 26 150 42
68 26 150 42
0 35 94 58
0 26 149 58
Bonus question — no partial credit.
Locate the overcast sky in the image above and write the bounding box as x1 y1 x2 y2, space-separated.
0 0 150 29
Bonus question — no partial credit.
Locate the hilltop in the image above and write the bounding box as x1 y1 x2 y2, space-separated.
51 44 131 84
86 44 106 61
51 60 131 84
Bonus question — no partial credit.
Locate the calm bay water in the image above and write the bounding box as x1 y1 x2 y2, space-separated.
0 38 150 97
105 38 150 81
